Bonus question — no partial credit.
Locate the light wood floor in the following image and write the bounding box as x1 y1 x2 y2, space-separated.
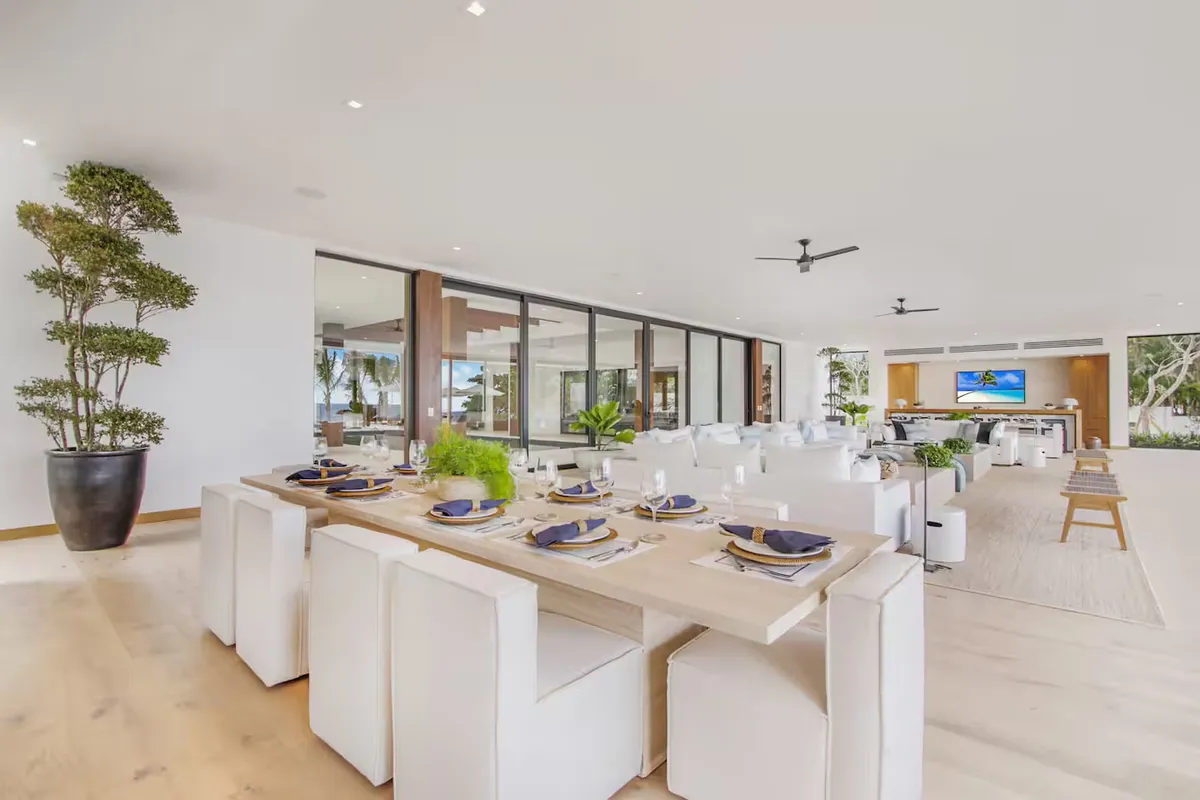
3 450 1200 799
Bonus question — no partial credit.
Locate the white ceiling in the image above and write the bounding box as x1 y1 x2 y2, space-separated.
4 0 1199 344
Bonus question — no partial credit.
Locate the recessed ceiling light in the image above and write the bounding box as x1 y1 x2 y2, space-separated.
466 1 486 15
345 100 363 109
295 186 326 200
973 332 978 336
21 138 37 147
736 316 741 320
453 246 461 251
1178 302 1185 306
361 276 368 280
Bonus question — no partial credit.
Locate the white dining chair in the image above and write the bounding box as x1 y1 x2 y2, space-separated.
667 551 925 800
234 493 310 687
391 549 644 800
200 483 269 645
308 524 418 786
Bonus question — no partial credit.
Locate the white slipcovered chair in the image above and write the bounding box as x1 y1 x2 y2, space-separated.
391 549 644 800
668 551 925 800
200 483 267 645
234 493 310 687
308 525 419 786
992 431 1020 466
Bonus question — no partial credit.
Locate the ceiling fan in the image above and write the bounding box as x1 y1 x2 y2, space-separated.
876 297 940 317
755 238 859 273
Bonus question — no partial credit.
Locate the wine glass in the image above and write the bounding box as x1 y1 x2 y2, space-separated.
361 435 378 464
720 463 747 517
641 468 668 526
508 448 528 501
313 435 328 461
409 439 429 492
535 459 558 499
590 457 614 508
375 435 391 473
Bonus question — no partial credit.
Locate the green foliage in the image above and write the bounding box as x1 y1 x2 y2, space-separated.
973 370 998 388
427 424 516 499
837 401 872 426
946 412 973 421
1130 432 1200 450
570 401 636 450
912 442 955 468
13 162 195 451
941 437 973 454
314 350 345 419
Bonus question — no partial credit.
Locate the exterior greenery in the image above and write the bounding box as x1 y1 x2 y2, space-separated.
941 437 973 454
427 423 515 499
912 442 955 468
819 347 870 416
14 162 196 451
314 350 344 421
1128 335 1200 449
1130 432 1200 450
570 401 636 450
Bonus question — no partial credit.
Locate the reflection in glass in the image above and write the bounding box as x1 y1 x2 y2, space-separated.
721 337 747 424
594 315 644 431
650 325 686 429
528 303 590 451
441 289 521 445
762 342 782 423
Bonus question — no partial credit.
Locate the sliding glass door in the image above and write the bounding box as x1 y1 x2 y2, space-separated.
528 301 590 452
594 315 643 432
440 287 521 446
721 337 748 424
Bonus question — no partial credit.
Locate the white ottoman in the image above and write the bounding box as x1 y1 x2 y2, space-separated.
1019 437 1049 468
912 506 966 563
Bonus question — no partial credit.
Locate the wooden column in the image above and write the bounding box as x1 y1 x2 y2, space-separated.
888 363 919 408
750 339 766 422
508 341 521 437
410 270 444 445
1069 354 1110 446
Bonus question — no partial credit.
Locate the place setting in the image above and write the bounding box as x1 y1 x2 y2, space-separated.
323 476 404 503
501 516 652 567
284 461 361 491
409 498 531 539
691 523 848 585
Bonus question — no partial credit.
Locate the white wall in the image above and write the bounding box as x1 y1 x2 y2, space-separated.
1 150 315 528
916 357 1071 409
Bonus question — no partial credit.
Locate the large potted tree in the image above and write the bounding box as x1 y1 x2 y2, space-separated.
14 162 196 551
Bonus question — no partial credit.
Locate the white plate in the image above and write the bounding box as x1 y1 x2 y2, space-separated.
430 506 500 521
334 483 393 494
553 488 602 499
539 524 611 544
639 501 703 515
730 537 830 559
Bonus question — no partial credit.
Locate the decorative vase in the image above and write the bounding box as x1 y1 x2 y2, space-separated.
46 447 148 551
435 475 489 502
573 448 609 471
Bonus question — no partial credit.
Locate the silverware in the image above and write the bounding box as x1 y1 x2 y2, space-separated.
588 540 640 562
477 518 521 534
727 554 795 582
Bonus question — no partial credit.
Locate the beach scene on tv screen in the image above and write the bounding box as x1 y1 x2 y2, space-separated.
956 369 1026 403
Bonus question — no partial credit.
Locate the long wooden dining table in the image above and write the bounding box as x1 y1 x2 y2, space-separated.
242 472 892 775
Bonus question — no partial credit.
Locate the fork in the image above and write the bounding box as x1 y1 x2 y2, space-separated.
588 540 640 562
478 517 522 535
727 555 795 582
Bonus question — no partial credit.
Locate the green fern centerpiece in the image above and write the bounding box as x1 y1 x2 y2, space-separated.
426 423 515 499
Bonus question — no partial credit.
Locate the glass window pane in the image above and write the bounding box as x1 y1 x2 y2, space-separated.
690 333 719 425
313 256 408 458
528 302 590 452
650 325 686 430
762 342 782 423
441 289 521 446
721 337 746 424
595 315 644 432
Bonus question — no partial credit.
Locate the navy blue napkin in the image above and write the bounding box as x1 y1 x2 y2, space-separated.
287 468 341 482
652 495 696 511
325 477 394 493
560 481 598 495
719 524 833 554
534 517 608 547
432 498 508 516
393 463 415 471
314 459 350 469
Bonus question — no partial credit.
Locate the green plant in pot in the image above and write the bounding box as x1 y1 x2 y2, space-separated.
569 400 635 469
941 437 973 455
946 411 973 421
837 401 873 427
14 162 196 551
426 423 516 501
912 442 955 468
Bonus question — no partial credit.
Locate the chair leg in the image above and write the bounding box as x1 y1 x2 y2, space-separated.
1060 500 1076 543
1102 462 1109 474
1111 501 1128 551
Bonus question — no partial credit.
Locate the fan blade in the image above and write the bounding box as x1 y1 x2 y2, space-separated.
811 245 860 260
905 308 940 313
755 257 800 261
874 311 897 317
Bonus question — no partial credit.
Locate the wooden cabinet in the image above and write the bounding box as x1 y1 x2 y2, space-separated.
888 363 919 408
1069 355 1110 446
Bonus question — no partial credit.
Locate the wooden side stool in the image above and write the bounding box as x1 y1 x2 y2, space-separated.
1074 450 1111 474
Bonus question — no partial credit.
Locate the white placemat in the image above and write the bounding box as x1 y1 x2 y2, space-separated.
691 543 853 586
405 514 534 539
497 532 655 568
327 488 411 504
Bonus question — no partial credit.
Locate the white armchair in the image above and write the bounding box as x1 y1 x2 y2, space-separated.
234 493 310 687
391 549 644 799
667 551 925 800
308 524 419 786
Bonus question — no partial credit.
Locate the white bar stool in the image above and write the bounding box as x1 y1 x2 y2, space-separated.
913 506 967 563
200 483 267 645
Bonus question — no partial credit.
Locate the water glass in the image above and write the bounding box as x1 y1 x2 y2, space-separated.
535 460 558 498
375 435 391 471
589 458 614 508
720 463 747 517
313 435 328 460
361 435 379 462
409 439 429 492
641 468 668 525
508 448 528 500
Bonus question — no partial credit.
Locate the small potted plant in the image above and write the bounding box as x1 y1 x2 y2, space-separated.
569 400 635 470
426 424 516 501
837 401 873 428
941 437 973 455
912 442 954 468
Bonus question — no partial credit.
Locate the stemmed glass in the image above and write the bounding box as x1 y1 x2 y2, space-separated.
313 435 328 461
720 463 747 518
641 468 668 525
535 459 559 499
508 448 528 501
361 435 379 465
590 457 614 509
409 439 429 492
375 435 391 474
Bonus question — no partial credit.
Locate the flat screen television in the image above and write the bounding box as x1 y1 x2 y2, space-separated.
956 369 1026 404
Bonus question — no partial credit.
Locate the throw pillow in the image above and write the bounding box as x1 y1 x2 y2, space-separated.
976 421 996 445
632 435 697 472
882 423 897 442
695 423 741 445
892 420 908 441
989 421 1008 445
809 422 829 441
957 422 980 443
695 441 763 474
850 454 882 482
652 426 693 443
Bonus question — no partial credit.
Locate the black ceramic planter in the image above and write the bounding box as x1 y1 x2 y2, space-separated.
46 447 148 551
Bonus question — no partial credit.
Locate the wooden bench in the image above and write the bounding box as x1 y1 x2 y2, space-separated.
1060 470 1127 550
1074 450 1111 474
